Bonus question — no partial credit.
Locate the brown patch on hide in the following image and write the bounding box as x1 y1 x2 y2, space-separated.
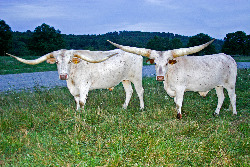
71 80 75 86
168 59 177 65
47 58 56 64
108 87 114 91
146 59 155 64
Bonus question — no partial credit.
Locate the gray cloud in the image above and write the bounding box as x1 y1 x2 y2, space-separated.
0 0 249 39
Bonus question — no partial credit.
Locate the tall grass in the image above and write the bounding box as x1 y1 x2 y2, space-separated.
0 69 249 166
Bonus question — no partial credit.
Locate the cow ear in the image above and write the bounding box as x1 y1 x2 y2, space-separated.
47 58 56 64
168 59 177 65
146 59 155 65
72 57 81 64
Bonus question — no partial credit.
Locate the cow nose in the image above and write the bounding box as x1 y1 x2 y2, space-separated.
156 76 165 81
60 74 68 80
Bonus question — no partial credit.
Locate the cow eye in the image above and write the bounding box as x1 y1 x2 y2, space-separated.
69 60 72 64
56 61 58 64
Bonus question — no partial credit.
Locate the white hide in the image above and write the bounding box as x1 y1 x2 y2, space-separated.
53 49 144 110
108 40 237 118
158 53 237 117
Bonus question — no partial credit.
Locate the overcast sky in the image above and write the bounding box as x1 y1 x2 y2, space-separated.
1 0 249 39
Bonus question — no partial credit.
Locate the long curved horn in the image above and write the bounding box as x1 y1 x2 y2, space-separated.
6 53 53 65
107 40 152 57
171 39 215 58
74 51 118 63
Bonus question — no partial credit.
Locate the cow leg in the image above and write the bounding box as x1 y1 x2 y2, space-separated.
226 87 237 115
74 95 80 110
79 84 91 110
133 80 144 110
214 86 225 116
122 80 133 109
66 80 81 110
175 87 185 119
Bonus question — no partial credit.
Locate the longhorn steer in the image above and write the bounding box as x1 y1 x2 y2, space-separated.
108 40 237 119
7 49 144 110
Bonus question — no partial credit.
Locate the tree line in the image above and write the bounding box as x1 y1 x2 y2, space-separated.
1 20 249 57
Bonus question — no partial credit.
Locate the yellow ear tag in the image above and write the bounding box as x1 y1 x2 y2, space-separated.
72 57 80 64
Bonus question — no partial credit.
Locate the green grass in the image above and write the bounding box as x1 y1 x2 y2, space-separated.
0 56 57 75
232 55 250 62
0 69 249 166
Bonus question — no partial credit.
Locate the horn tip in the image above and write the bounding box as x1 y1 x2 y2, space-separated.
6 53 14 58
107 40 112 43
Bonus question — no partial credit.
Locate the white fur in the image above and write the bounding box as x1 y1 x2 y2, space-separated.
153 53 237 116
53 49 144 110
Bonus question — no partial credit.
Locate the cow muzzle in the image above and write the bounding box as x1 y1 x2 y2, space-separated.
156 76 165 81
59 74 68 80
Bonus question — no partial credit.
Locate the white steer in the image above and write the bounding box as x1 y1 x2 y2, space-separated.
108 40 237 119
7 49 144 110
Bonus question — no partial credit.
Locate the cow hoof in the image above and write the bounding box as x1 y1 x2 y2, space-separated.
177 113 182 119
213 112 219 117
233 112 237 116
122 104 127 110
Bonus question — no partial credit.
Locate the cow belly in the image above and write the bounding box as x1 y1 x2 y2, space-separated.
90 74 126 90
90 80 122 90
185 79 222 92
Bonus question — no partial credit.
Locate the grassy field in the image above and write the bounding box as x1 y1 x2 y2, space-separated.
0 69 249 166
232 55 250 62
0 55 57 75
1 55 249 75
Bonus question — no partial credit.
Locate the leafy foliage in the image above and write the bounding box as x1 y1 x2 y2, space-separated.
11 31 32 57
0 19 12 56
28 23 66 56
187 33 217 56
1 19 248 57
146 36 183 51
222 31 250 55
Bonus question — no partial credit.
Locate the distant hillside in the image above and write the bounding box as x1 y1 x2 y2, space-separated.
62 31 223 52
10 30 223 56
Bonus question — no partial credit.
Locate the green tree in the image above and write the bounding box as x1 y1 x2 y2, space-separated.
222 31 249 55
146 36 170 51
246 35 250 55
170 38 183 49
0 19 12 56
146 36 184 51
187 33 216 56
10 31 32 56
29 23 65 56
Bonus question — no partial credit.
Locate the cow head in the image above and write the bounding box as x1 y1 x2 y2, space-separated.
108 39 214 81
7 50 117 80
